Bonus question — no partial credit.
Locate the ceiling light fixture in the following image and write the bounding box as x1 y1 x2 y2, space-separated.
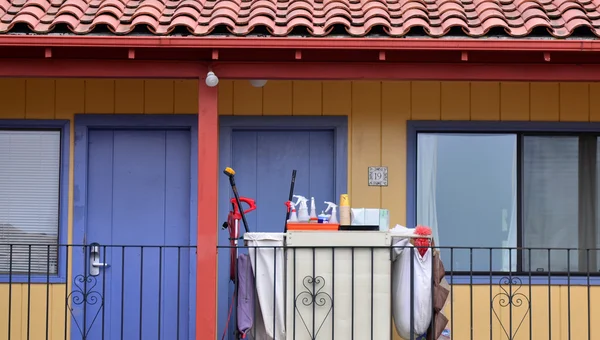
249 79 268 88
205 71 219 87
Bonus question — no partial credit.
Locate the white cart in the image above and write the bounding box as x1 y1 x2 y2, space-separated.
285 231 392 340
244 231 393 340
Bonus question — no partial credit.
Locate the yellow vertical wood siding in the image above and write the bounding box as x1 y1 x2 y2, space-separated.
223 80 600 340
0 78 197 340
1 78 599 339
220 80 600 225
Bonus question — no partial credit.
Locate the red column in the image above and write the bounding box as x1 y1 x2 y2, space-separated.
196 75 218 339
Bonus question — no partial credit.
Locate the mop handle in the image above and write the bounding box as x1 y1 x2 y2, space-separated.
224 167 251 233
284 170 297 232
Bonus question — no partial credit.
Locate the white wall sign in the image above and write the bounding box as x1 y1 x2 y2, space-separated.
368 166 388 186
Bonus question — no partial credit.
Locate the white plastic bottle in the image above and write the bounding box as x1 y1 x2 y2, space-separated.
287 201 298 222
309 197 318 222
293 195 310 222
324 201 338 224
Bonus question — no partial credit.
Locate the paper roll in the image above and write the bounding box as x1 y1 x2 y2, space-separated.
339 206 351 225
340 194 350 207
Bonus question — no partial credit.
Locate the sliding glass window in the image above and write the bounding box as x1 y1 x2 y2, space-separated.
416 132 600 274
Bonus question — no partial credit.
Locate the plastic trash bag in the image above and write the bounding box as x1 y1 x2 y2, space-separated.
392 238 433 339
244 233 286 340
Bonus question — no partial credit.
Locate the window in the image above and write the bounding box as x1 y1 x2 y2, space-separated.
0 130 61 275
416 131 600 274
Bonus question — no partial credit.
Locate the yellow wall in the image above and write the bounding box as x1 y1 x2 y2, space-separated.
216 81 600 226
218 80 600 340
1 79 599 339
0 78 197 340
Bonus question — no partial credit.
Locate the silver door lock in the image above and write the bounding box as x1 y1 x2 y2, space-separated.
89 242 109 276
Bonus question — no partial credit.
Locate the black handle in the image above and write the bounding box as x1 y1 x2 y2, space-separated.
228 176 250 233
284 169 297 232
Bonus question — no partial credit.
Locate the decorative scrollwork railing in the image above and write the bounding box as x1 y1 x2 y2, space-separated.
491 276 531 340
294 276 334 340
67 274 104 339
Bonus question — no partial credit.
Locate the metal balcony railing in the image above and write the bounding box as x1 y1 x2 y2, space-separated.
0 244 598 340
217 245 600 340
0 244 196 340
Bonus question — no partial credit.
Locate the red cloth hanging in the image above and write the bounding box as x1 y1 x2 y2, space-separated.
414 225 432 257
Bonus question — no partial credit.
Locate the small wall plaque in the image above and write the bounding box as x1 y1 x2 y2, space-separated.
368 166 388 186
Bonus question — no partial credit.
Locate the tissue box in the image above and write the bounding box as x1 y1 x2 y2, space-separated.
379 209 390 231
351 208 389 231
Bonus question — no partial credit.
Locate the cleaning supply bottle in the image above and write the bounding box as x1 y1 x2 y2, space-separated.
339 193 351 225
309 197 318 223
318 211 329 223
293 195 310 222
324 201 338 224
286 201 298 223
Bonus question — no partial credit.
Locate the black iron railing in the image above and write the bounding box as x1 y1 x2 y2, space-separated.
1 243 598 340
0 244 196 340
217 244 600 340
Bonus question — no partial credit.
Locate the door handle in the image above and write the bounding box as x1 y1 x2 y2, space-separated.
89 242 110 276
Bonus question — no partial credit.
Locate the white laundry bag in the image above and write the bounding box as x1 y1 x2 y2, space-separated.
244 233 286 340
392 238 432 339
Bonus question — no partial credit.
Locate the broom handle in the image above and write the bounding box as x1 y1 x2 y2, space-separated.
284 170 297 232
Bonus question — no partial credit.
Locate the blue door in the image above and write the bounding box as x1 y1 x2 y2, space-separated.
72 129 193 340
218 128 338 339
231 130 336 232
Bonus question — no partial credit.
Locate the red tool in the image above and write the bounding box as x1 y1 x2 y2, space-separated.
223 197 256 281
414 225 432 257
221 167 256 340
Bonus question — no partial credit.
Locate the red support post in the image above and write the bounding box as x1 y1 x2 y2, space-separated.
196 75 218 339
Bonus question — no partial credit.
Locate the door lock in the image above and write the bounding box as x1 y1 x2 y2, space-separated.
89 242 109 276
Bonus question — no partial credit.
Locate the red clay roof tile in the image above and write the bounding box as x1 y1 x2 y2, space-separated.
0 0 599 38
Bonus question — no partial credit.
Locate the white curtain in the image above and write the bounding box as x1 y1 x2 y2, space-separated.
503 143 517 272
416 134 440 246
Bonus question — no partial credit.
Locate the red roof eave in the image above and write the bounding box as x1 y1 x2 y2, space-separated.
2 58 600 81
1 35 599 52
2 35 600 81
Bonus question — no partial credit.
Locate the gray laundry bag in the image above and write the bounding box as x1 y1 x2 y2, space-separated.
237 254 255 338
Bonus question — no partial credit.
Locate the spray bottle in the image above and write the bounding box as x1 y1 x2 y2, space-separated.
309 197 318 223
324 201 338 224
293 195 310 222
286 201 299 223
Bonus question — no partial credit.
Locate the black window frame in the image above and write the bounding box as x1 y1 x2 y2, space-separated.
410 122 600 277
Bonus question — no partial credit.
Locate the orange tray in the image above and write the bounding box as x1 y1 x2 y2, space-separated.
286 223 340 231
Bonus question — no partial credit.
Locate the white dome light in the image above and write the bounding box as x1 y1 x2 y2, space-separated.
249 79 268 88
205 71 219 87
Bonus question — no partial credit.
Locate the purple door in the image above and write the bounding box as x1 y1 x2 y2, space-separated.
72 129 193 340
